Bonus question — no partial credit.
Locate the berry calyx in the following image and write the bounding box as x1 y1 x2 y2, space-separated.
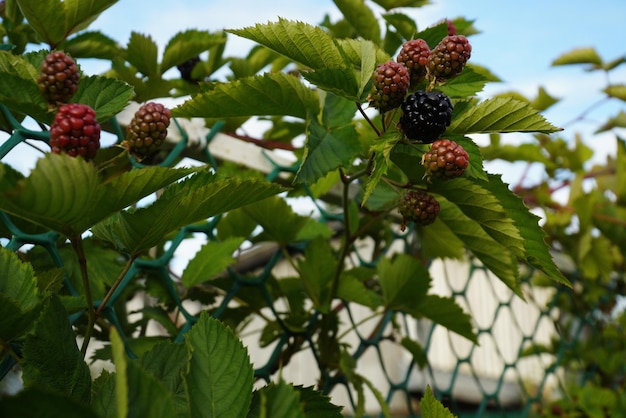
368 60 410 114
398 90 453 143
422 139 469 180
396 39 431 88
38 51 80 105
49 104 101 160
124 102 171 161
427 35 471 81
398 190 440 230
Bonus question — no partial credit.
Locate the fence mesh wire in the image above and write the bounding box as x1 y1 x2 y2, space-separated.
0 106 609 417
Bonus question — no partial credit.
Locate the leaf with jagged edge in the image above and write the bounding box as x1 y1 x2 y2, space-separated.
420 386 456 418
0 153 196 236
21 295 91 405
184 313 254 418
92 171 282 256
161 30 226 74
480 174 570 286
436 198 522 296
361 130 403 206
71 75 134 122
181 237 246 288
378 253 431 311
382 12 417 40
552 47 602 67
334 0 381 43
0 247 42 342
15 0 118 47
430 177 525 259
61 31 122 60
438 67 489 98
172 72 319 119
0 51 48 121
410 294 477 343
296 91 363 187
248 381 305 418
226 18 346 70
126 32 159 79
447 97 561 135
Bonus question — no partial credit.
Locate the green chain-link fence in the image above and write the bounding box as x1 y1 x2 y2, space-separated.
0 104 612 417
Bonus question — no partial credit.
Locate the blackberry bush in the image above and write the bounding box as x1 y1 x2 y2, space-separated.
37 51 80 105
49 103 101 160
398 90 453 143
368 60 410 113
422 139 469 180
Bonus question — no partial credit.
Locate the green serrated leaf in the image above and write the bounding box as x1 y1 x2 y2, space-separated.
336 38 391 69
62 31 122 60
0 153 196 235
0 51 49 121
337 270 383 309
227 18 346 70
248 382 305 418
173 72 319 119
0 246 39 310
93 173 281 255
362 130 403 205
411 294 477 343
431 177 525 259
241 195 308 245
383 12 417 40
418 218 465 259
438 67 488 98
448 97 561 135
296 115 362 185
480 174 569 286
302 67 360 101
436 198 521 295
184 313 254 418
421 386 456 418
161 30 226 74
552 47 602 66
604 84 626 102
71 75 134 122
378 253 431 311
15 0 118 47
182 237 245 288
126 31 159 78
21 295 91 405
334 0 381 43
296 385 343 418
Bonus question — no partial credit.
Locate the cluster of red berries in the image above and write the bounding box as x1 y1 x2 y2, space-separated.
367 23 474 228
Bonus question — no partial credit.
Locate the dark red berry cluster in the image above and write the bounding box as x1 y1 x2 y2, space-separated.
38 51 80 105
124 102 172 161
49 104 101 160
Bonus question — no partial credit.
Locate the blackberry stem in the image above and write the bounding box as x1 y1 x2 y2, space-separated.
70 234 95 357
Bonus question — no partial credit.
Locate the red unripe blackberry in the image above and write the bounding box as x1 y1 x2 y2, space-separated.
427 35 471 81
396 39 431 87
38 51 80 105
49 104 101 160
125 102 171 160
398 90 453 143
422 139 469 180
368 60 410 113
398 190 440 230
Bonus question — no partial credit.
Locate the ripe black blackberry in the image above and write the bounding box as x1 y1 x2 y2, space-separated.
124 102 171 161
398 91 453 143
422 139 469 180
49 104 101 160
427 35 471 81
177 55 201 82
38 51 80 105
368 60 410 113
396 39 430 87
398 190 440 230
